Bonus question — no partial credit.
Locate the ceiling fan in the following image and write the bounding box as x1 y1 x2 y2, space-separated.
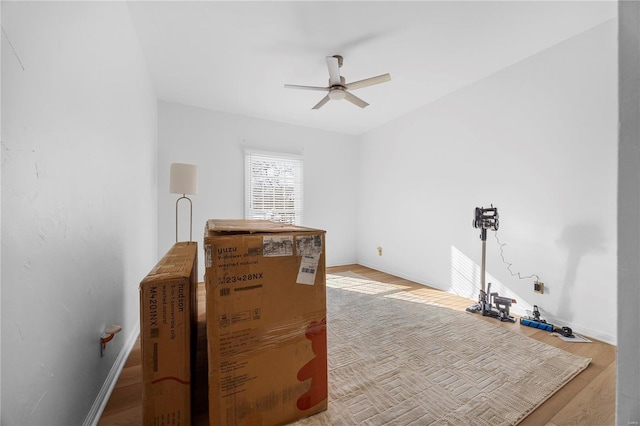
285 55 391 110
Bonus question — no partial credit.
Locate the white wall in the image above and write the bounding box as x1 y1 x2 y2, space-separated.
617 2 640 424
1 3 157 424
157 101 359 277
357 20 617 344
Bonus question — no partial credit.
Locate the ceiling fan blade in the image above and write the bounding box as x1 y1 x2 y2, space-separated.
345 73 391 91
344 91 369 109
312 95 331 110
326 56 341 86
284 84 329 92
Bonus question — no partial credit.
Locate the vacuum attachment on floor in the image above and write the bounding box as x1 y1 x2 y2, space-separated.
520 317 553 331
519 305 574 337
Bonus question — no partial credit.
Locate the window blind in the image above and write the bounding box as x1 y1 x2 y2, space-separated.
244 150 303 225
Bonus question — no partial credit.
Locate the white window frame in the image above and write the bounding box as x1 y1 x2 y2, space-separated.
244 149 303 225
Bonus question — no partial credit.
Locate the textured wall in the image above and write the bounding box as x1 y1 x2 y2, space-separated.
1 3 157 424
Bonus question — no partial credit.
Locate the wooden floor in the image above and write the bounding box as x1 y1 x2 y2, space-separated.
98 265 616 426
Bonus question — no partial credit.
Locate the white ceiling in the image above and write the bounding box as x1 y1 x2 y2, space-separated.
127 1 616 136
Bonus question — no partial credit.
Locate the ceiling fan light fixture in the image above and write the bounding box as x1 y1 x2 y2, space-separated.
328 88 346 100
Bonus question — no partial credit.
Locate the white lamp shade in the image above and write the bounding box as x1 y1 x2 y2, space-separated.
170 163 199 195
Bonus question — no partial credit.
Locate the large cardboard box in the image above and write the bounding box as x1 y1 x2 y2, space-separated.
140 242 198 425
204 219 327 426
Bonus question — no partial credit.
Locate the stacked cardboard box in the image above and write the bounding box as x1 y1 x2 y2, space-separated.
204 219 327 425
140 242 198 425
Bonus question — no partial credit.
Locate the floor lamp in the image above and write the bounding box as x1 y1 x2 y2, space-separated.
170 163 199 243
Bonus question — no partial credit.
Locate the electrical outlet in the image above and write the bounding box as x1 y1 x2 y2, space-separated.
377 247 382 256
534 280 544 294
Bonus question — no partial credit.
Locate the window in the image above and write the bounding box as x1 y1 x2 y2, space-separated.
244 150 303 225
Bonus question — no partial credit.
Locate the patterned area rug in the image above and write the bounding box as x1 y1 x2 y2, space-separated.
293 272 591 426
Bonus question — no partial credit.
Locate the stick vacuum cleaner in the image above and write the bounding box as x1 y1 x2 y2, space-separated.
466 205 517 322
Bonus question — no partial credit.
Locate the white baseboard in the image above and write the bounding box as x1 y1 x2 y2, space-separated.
83 323 140 426
357 260 440 289
326 259 358 268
